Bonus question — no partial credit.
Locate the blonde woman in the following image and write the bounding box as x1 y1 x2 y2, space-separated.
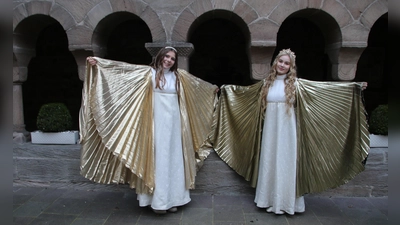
255 49 304 214
208 49 369 215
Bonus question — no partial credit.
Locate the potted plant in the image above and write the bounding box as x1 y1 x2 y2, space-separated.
368 104 388 147
31 103 79 144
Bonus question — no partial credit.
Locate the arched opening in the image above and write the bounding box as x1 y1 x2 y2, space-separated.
274 9 341 81
355 13 388 116
93 12 152 65
188 11 253 87
21 15 82 132
275 18 325 80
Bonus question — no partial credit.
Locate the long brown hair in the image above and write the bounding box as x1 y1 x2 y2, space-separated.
149 46 180 93
261 48 297 115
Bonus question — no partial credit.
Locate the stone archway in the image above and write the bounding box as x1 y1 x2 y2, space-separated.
19 15 82 132
188 10 253 87
355 13 388 116
275 9 342 81
13 1 79 135
91 12 152 65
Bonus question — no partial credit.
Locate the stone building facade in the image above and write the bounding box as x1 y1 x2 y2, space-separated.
13 0 388 140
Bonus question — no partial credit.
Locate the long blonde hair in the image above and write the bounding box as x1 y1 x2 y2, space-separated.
261 48 297 115
149 46 180 94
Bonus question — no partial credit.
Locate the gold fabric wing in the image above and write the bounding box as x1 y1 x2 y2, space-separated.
79 59 218 193
210 79 369 196
79 58 155 194
206 81 265 187
178 69 219 188
295 79 370 196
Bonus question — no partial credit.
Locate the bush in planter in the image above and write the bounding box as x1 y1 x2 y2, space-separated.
36 103 73 132
368 104 388 135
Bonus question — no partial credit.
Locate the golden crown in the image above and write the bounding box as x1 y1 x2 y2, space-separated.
279 48 296 59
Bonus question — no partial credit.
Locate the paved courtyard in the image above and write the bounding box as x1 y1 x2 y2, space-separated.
13 143 388 224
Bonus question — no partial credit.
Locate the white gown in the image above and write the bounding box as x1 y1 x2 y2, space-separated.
137 69 191 210
254 74 305 215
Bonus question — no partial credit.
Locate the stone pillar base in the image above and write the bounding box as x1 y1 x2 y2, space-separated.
13 124 31 143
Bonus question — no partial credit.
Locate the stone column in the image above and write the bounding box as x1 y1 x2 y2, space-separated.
336 47 365 81
13 67 29 139
70 50 94 81
249 46 276 80
145 42 194 71
325 43 341 81
13 47 35 140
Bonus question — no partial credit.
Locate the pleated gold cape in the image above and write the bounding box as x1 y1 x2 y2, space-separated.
206 78 370 197
79 57 218 194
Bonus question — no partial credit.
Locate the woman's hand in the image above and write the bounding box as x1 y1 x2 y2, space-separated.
215 87 220 93
361 82 368 90
87 56 97 66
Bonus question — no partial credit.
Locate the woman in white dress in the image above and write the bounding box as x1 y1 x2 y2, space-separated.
135 47 189 214
84 47 218 214
254 49 304 215
208 48 369 216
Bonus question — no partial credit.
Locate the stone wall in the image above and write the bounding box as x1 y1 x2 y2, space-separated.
13 0 388 136
13 0 388 75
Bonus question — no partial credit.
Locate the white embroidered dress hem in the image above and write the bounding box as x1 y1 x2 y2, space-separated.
137 69 190 210
254 74 305 215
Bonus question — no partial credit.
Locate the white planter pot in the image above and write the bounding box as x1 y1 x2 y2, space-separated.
369 134 388 148
31 130 79 144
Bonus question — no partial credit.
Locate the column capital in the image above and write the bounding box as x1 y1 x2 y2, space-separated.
249 46 276 80
70 49 94 81
13 67 28 83
336 46 365 81
145 42 194 57
13 47 36 67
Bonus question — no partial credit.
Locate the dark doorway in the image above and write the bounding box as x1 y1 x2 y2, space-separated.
104 17 152 65
355 13 388 116
23 20 82 132
275 18 327 81
189 18 253 87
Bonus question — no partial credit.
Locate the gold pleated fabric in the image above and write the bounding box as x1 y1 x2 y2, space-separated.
204 81 265 186
208 78 370 196
177 69 219 189
79 58 218 194
295 79 369 196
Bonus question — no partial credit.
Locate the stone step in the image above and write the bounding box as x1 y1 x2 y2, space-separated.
13 143 387 197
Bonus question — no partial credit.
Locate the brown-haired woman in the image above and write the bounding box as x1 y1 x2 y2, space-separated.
82 47 218 214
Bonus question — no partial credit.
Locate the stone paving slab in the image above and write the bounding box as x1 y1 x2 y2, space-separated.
13 186 388 225
13 143 388 224
13 143 388 197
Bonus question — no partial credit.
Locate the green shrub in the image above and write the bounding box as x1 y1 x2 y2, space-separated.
36 103 73 132
369 104 388 135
